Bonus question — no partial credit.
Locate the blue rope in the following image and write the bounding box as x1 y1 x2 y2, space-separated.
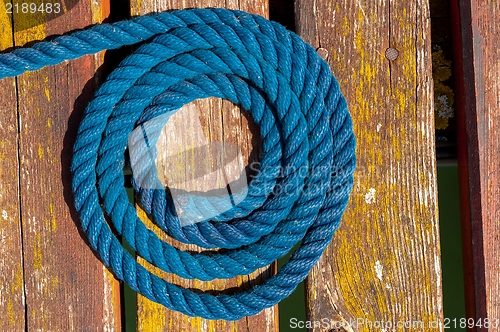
0 8 356 320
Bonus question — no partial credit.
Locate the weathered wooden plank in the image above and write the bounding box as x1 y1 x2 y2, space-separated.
452 0 500 329
297 0 443 330
8 1 122 330
0 3 25 331
129 1 279 331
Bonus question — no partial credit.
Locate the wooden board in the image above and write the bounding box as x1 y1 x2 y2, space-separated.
296 0 443 330
128 1 279 331
452 0 500 329
0 1 122 330
0 3 24 331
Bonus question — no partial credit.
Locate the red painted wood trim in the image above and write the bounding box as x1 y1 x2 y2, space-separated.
451 0 487 329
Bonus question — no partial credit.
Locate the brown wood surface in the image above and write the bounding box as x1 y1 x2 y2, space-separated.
296 0 443 331
129 1 280 331
453 1 500 330
0 1 122 331
0 4 24 331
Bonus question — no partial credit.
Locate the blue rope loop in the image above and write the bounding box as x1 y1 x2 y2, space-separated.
0 8 356 320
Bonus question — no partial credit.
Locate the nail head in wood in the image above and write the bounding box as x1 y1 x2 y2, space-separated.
316 47 329 60
385 47 399 61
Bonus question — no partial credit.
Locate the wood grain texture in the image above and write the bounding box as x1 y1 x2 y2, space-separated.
129 1 280 331
296 0 443 330
452 1 500 329
2 1 121 331
0 3 24 331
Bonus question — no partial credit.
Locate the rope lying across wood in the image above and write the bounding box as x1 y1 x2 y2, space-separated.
0 8 356 320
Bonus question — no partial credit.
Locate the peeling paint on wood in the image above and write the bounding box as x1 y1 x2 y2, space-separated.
296 0 443 330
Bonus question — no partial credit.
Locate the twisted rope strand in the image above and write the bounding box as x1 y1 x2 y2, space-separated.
0 8 356 320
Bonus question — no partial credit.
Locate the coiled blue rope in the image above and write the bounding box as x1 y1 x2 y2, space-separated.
0 8 356 320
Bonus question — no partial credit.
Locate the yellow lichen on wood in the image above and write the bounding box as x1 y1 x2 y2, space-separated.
37 143 44 160
33 232 43 271
48 203 57 232
4 0 123 330
13 9 46 46
44 77 50 101
6 299 15 324
299 0 442 330
0 2 13 51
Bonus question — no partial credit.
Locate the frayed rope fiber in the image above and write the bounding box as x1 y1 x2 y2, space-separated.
0 8 356 320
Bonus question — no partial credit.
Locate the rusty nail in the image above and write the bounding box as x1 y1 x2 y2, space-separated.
316 47 329 60
385 47 399 61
